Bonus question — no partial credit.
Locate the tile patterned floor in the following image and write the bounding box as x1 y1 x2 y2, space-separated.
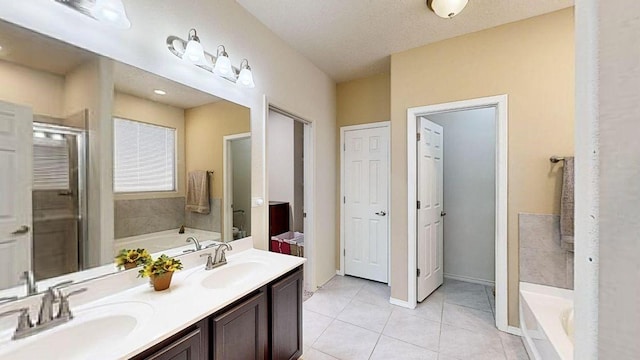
302 276 529 360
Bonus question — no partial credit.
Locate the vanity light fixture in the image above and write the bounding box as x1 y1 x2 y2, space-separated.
154 89 167 95
237 59 255 89
213 46 233 78
428 0 468 18
53 0 131 29
183 29 207 65
166 29 256 88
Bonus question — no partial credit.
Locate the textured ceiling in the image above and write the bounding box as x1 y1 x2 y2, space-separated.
235 0 574 82
0 20 220 109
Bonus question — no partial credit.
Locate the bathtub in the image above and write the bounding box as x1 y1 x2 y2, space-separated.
520 282 574 360
114 228 222 258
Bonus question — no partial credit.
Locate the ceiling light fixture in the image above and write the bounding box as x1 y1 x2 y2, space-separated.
154 89 167 95
166 29 256 89
428 0 468 19
53 0 132 29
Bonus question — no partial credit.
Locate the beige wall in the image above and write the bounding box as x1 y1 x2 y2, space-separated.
335 73 390 268
64 57 115 266
185 100 250 204
0 60 65 117
112 92 186 200
390 8 574 326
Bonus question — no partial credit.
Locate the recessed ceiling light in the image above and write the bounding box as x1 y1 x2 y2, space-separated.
154 89 167 95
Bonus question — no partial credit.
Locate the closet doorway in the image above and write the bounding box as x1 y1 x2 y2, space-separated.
407 95 509 332
266 105 314 291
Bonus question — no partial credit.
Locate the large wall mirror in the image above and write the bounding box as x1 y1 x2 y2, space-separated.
0 20 251 298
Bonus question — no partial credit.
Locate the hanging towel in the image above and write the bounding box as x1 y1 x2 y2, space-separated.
186 170 210 214
560 157 575 251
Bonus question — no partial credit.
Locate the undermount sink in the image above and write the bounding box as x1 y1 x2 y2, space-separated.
200 261 270 290
0 301 153 360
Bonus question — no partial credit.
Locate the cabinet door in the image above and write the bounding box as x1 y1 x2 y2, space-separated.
270 267 303 360
212 290 268 360
143 328 202 360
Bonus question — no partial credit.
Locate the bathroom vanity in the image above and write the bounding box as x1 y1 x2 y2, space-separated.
132 265 303 360
0 245 305 360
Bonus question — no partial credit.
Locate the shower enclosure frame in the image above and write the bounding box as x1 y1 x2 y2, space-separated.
32 121 89 273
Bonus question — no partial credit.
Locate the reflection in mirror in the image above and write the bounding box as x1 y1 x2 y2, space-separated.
111 61 252 257
0 20 251 299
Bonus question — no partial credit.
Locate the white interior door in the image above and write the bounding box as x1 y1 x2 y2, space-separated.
0 100 33 289
417 117 444 301
343 125 389 283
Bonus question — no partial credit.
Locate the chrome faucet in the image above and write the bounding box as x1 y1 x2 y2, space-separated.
22 270 37 296
213 243 233 267
200 243 233 270
38 281 72 326
186 236 202 251
0 285 87 340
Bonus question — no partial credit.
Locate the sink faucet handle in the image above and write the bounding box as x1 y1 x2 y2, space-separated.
200 252 215 270
57 288 88 320
0 308 33 333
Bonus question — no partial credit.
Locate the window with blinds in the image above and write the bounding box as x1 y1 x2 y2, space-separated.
33 135 70 190
113 118 176 193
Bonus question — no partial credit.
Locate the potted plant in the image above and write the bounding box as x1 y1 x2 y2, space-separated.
139 254 183 291
115 248 152 270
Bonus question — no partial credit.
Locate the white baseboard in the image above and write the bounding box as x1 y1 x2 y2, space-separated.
389 297 415 309
506 326 522 336
444 273 495 287
336 269 345 276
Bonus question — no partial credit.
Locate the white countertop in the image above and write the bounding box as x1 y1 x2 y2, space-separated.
0 247 305 360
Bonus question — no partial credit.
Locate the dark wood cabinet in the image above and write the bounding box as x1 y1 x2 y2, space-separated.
211 289 268 360
269 202 290 237
269 268 303 360
131 321 206 360
129 266 303 360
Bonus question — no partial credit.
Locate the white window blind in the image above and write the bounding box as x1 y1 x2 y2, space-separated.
113 118 176 193
33 136 70 190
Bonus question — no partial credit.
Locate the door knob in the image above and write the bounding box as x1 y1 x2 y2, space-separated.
11 226 30 235
441 211 447 217
375 211 387 216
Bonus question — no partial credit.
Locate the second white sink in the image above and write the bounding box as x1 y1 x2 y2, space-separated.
199 261 270 290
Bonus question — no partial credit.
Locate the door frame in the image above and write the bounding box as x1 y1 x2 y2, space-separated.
266 103 316 292
223 132 252 242
407 95 508 332
339 121 391 284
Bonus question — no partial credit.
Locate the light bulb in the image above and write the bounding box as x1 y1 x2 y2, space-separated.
237 60 255 88
214 54 233 77
430 0 468 18
92 0 131 29
237 68 255 88
184 39 206 65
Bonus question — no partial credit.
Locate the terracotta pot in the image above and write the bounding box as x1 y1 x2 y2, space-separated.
151 271 174 291
124 262 137 270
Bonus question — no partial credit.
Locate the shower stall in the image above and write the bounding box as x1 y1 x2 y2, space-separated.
31 121 88 281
